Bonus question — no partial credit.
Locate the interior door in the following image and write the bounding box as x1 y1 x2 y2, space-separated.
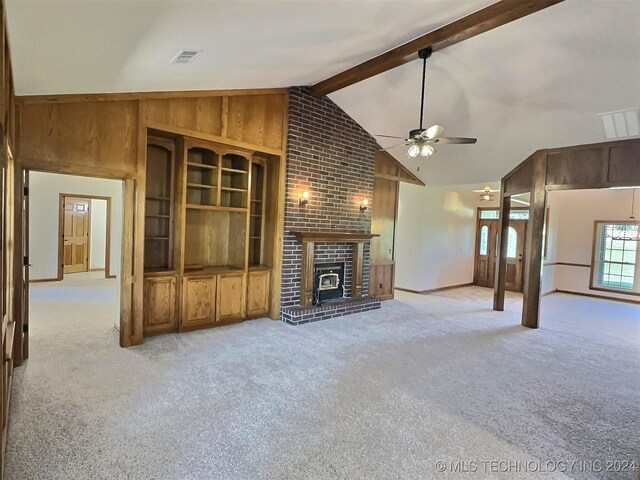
474 219 498 287
505 220 527 292
62 197 91 274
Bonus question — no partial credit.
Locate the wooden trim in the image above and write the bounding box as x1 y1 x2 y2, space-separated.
58 194 113 280
375 148 424 186
555 289 640 305
543 262 590 268
146 120 284 157
28 277 59 283
541 289 556 297
16 87 288 105
291 231 380 242
396 282 474 295
493 190 511 311
311 0 564 96
19 159 136 180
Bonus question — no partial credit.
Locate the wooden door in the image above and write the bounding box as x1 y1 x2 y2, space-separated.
143 276 177 335
62 197 91 274
217 272 244 323
181 276 216 330
505 220 527 292
246 269 270 318
369 176 398 300
474 219 498 287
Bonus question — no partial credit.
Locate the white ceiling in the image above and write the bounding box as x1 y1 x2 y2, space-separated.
6 0 640 186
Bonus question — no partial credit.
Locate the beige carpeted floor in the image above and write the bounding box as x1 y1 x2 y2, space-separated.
4 273 639 479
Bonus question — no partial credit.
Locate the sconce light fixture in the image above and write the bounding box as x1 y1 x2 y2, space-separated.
359 198 369 212
299 191 310 207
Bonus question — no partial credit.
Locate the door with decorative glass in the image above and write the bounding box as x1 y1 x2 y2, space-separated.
474 218 498 287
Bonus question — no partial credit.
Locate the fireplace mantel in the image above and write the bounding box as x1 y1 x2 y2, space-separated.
290 230 380 306
290 230 379 243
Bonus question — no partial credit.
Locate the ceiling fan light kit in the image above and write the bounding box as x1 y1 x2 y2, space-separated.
376 47 477 163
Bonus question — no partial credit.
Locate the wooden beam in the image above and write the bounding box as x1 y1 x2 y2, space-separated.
493 187 511 311
521 151 547 328
311 0 564 97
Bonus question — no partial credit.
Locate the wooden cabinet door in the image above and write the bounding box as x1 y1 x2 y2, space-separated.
217 272 244 323
246 270 270 318
143 276 177 335
182 276 216 330
369 263 395 300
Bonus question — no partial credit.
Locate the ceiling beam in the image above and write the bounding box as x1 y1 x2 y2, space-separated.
310 0 564 97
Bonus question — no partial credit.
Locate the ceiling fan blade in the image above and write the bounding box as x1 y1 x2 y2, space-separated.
435 137 477 144
423 124 445 139
378 142 408 152
374 134 406 139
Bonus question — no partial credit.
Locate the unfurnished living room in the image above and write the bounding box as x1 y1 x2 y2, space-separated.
0 0 638 479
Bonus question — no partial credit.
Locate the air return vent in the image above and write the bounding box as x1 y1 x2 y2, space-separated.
597 108 640 139
170 50 202 64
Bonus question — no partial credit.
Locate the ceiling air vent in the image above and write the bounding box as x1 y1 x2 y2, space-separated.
170 50 202 65
597 108 640 139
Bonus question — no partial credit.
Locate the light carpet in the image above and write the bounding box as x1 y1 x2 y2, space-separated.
5 273 640 479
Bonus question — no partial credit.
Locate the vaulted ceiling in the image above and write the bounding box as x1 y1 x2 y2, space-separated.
6 0 640 186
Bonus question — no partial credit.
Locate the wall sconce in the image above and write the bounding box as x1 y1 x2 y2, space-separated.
359 198 369 212
299 191 310 207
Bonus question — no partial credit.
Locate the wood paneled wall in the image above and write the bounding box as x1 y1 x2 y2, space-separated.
14 89 288 348
0 0 17 476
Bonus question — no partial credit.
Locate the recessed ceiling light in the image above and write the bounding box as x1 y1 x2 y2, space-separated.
171 50 203 65
597 108 640 139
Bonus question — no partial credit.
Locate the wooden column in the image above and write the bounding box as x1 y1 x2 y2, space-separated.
351 241 364 298
521 151 548 328
300 240 314 306
493 186 511 311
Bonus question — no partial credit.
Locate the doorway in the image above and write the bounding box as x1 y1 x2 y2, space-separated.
58 194 112 279
27 172 124 352
474 208 528 292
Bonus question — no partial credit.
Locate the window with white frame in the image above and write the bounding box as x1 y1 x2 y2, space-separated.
591 222 639 294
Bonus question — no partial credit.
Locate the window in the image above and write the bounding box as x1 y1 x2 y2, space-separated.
479 210 499 220
479 226 489 255
478 209 529 220
507 227 517 258
591 222 639 294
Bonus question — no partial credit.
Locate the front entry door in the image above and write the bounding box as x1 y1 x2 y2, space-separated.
62 197 91 274
504 220 527 292
474 219 498 287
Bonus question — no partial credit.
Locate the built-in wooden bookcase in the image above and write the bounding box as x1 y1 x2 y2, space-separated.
249 159 266 266
143 133 278 335
144 136 175 272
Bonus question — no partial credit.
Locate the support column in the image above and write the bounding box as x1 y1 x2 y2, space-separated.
521 151 548 328
300 240 314 306
351 241 364 298
493 185 511 311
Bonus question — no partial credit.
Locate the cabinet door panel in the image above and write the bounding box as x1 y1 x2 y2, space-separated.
369 263 395 300
247 270 270 318
182 276 216 329
217 273 244 322
143 276 177 335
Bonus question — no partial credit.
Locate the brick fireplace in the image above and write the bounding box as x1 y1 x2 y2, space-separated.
280 86 381 325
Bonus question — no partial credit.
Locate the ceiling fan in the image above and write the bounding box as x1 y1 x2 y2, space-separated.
473 185 499 202
376 47 477 161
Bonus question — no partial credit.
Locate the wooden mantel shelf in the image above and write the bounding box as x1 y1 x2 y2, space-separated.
290 231 380 243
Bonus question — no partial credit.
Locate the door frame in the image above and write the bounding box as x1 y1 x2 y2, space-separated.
57 193 112 280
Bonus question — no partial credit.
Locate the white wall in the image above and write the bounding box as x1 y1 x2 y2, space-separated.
395 183 479 291
543 188 638 301
29 172 123 280
89 199 107 270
